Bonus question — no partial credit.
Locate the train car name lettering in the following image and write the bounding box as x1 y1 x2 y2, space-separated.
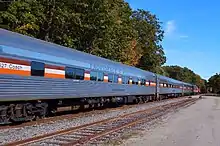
90 63 124 74
0 63 7 68
9 64 22 70
0 62 23 70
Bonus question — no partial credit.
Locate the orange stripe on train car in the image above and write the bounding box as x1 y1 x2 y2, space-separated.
84 77 90 80
44 73 65 79
0 68 30 76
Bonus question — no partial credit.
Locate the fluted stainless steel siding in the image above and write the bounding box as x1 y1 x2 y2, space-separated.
0 75 156 102
159 88 182 94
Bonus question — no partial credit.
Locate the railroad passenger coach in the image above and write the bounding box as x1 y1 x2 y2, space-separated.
0 28 199 124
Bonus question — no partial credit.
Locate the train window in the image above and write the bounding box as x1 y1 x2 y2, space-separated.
65 67 84 80
132 77 138 85
90 71 97 81
122 76 129 84
141 79 146 85
75 68 84 80
65 67 75 79
113 74 118 83
31 61 45 77
97 72 104 81
108 74 113 83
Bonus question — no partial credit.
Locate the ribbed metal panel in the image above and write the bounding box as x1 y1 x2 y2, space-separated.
0 75 156 102
159 88 182 94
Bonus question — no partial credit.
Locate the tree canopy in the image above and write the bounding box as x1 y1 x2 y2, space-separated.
208 73 220 93
163 65 206 92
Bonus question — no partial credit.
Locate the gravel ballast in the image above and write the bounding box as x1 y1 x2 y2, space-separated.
0 97 190 145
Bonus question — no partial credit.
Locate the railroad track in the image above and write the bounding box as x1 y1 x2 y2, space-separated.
5 98 199 146
0 97 186 130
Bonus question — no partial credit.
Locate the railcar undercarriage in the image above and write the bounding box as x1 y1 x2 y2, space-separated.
0 93 187 125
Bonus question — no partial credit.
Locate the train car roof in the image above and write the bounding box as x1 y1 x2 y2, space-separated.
0 28 155 79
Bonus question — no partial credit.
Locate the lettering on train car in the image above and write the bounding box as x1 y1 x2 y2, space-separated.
90 63 124 74
0 62 23 70
9 64 22 70
0 62 7 68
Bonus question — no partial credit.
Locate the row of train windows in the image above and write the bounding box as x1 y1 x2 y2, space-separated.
31 61 187 88
160 83 178 88
31 62 149 85
31 62 85 80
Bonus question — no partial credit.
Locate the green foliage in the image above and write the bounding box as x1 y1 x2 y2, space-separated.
163 65 206 92
208 73 220 93
131 9 166 72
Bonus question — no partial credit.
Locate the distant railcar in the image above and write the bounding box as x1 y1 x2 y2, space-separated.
0 28 198 124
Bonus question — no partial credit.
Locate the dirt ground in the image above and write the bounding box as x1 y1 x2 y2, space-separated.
122 96 220 146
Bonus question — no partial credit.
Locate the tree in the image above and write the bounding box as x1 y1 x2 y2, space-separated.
163 65 206 92
131 9 166 72
75 0 141 66
208 73 220 93
0 0 82 47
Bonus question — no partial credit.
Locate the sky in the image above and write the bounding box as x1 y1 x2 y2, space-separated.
125 0 220 80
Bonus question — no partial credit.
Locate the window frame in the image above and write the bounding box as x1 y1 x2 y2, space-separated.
113 74 118 83
97 71 104 81
75 68 85 80
108 73 113 83
31 61 45 77
90 71 98 81
65 66 84 80
141 79 146 85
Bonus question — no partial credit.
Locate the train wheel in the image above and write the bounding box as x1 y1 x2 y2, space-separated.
36 103 48 118
145 96 149 103
9 104 35 122
0 105 10 124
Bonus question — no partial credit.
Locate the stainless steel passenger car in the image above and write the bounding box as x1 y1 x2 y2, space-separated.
0 29 199 124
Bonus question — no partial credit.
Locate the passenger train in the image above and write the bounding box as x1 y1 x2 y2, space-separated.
0 28 200 124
